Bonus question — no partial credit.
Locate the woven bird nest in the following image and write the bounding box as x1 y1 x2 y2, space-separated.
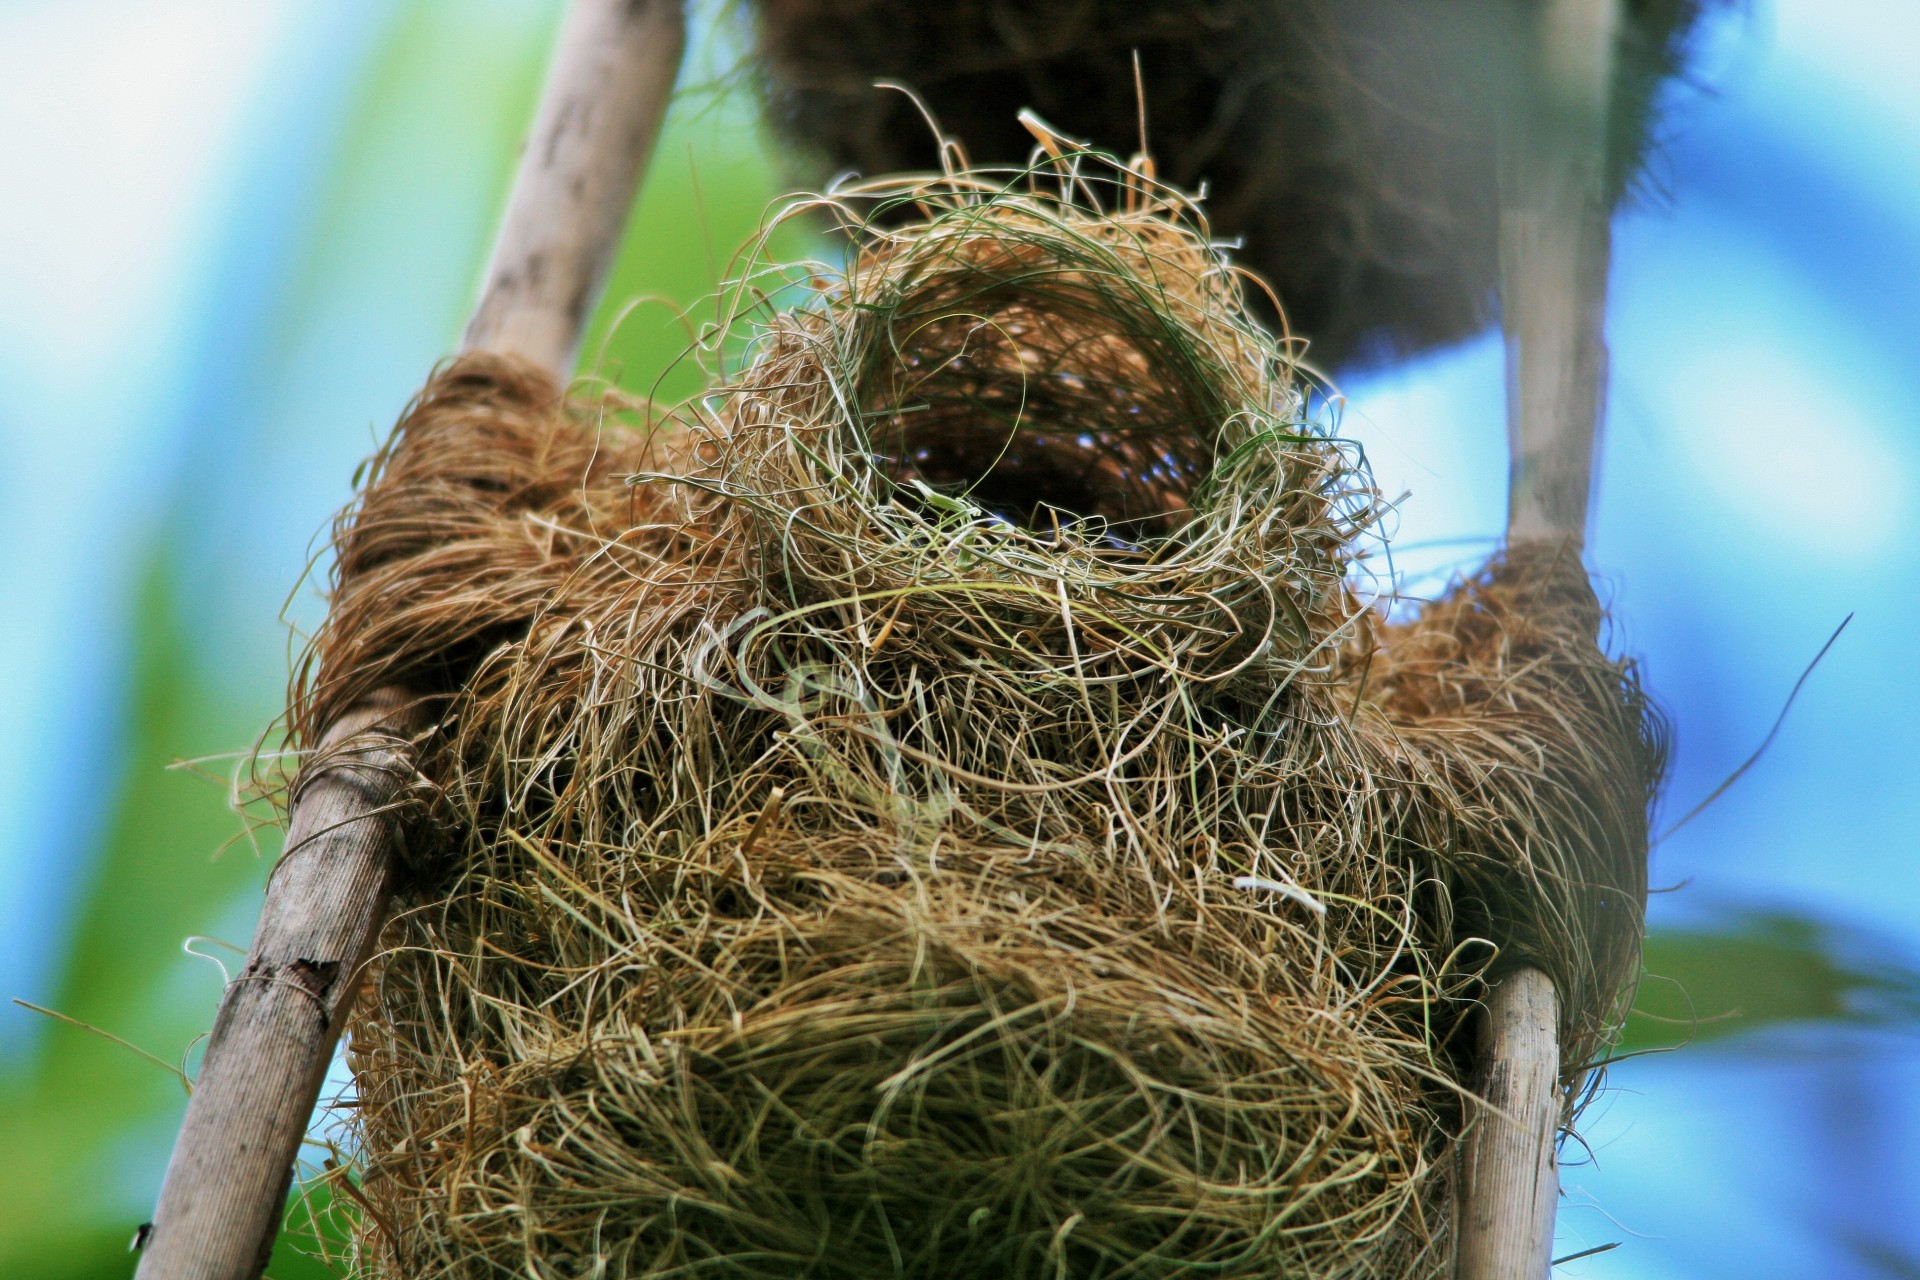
296 161 1663 1278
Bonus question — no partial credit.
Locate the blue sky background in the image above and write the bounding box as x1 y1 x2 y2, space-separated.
0 1 1914 1275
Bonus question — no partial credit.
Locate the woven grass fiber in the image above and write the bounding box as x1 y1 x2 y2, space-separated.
294 157 1664 1279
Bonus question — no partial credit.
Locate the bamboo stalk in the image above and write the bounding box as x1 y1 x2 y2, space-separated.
1459 1 1623 1277
464 0 686 373
1501 0 1622 548
134 4 685 1276
1457 969 1565 1280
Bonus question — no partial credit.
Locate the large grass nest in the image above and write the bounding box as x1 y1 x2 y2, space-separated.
295 159 1664 1278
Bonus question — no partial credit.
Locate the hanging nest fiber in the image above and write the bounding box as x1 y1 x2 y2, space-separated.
296 158 1664 1279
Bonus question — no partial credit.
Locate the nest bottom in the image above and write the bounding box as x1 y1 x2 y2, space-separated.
354 839 1448 1280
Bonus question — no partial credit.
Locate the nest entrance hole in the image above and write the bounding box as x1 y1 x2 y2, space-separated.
863 295 1220 543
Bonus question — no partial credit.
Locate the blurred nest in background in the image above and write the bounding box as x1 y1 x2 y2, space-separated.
294 152 1663 1278
747 0 1715 370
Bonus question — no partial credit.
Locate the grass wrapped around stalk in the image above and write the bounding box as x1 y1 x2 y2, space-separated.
292 153 1664 1279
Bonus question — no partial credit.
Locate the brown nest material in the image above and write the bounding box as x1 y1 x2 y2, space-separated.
747 0 1716 369
295 161 1664 1278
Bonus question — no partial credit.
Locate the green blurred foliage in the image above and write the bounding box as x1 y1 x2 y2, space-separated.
0 549 258 1275
1623 909 1920 1056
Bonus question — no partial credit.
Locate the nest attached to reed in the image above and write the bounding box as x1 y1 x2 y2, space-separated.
295 158 1664 1279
